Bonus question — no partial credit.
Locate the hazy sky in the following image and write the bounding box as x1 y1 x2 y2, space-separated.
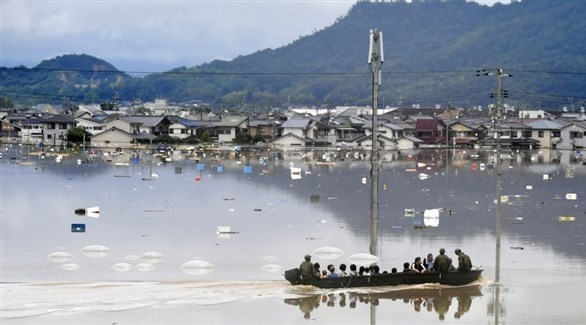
1 0 509 72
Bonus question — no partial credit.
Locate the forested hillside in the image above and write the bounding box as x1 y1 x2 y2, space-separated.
1 0 585 110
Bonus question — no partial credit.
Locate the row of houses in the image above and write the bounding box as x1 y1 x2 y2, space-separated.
1 105 585 151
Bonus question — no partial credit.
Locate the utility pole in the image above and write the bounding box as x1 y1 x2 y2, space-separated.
368 29 384 258
476 68 511 284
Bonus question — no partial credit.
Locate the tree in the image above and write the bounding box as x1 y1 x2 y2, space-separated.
67 127 91 144
100 102 117 111
201 130 211 143
0 95 13 108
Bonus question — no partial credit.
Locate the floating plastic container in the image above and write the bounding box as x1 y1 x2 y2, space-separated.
71 224 86 232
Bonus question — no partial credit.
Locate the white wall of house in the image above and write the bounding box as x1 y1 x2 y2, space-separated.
42 122 75 147
169 123 194 139
282 127 305 138
218 128 235 143
20 124 43 144
76 119 105 135
557 123 586 150
91 129 134 148
529 129 557 149
106 119 132 133
519 109 547 119
397 138 418 150
272 134 305 147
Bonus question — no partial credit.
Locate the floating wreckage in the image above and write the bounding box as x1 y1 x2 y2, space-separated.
313 246 344 260
181 260 214 275
347 253 380 266
74 206 100 218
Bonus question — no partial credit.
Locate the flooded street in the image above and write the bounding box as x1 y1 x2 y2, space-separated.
1 146 585 324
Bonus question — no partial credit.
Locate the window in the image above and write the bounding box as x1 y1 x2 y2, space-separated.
570 132 583 139
522 131 532 138
511 131 518 138
552 131 560 137
538 131 544 138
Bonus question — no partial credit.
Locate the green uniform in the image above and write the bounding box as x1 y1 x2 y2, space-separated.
299 260 319 279
457 252 472 272
434 254 451 273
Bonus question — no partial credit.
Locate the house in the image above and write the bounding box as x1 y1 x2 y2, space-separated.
479 121 538 149
330 115 367 142
144 99 180 116
397 135 424 150
556 121 586 150
447 120 487 147
40 115 77 147
524 119 565 149
213 115 249 143
77 104 104 117
167 116 205 139
281 118 314 139
355 134 397 150
271 132 314 147
249 118 281 140
75 117 106 135
518 109 551 119
90 127 136 148
19 118 44 144
414 118 444 146
106 116 170 136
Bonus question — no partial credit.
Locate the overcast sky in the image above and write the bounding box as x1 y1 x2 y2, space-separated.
1 0 509 73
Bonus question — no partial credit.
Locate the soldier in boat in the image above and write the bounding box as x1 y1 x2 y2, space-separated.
455 248 472 272
434 248 452 274
299 254 320 279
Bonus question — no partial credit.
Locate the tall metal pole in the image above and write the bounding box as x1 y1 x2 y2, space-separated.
368 29 383 257
495 68 503 284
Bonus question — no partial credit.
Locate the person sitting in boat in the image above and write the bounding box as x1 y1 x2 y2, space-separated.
314 262 323 278
434 248 452 274
363 266 371 276
423 253 434 271
402 262 412 272
326 264 339 278
410 257 427 273
338 263 348 276
299 254 320 279
455 248 472 272
349 264 358 276
370 265 381 275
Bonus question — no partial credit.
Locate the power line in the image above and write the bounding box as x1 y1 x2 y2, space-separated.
9 66 586 77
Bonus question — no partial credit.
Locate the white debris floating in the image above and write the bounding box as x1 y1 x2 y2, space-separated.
347 253 380 266
313 246 344 260
181 260 214 275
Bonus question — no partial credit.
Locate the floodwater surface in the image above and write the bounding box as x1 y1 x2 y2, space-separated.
1 146 585 324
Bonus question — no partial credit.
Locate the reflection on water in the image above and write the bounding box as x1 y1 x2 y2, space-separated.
1 145 585 324
285 285 482 322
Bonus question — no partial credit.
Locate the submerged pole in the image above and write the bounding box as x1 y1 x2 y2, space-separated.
368 29 384 257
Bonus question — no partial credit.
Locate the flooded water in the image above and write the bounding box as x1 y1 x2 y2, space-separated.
1 145 585 324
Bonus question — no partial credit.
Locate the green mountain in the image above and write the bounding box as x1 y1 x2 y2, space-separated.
1 54 130 105
2 0 585 110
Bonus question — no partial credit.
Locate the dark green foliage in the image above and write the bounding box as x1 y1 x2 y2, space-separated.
100 102 117 111
0 95 13 108
233 133 264 144
201 130 211 143
1 1 584 109
67 127 91 144
154 135 181 144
